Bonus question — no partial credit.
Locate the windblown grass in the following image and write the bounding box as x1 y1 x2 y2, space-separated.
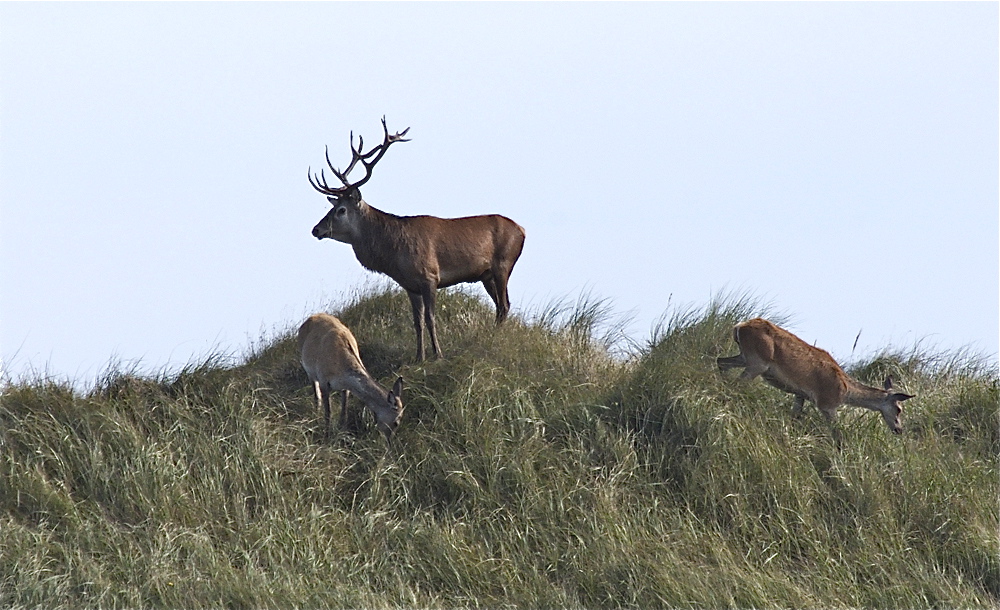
1 287 996 608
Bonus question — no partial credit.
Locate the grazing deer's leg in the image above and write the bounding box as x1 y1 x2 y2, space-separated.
791 394 806 417
407 290 427 361
422 286 443 359
717 354 746 372
817 401 844 448
339 390 350 429
739 362 768 380
739 351 770 380
312 380 324 414
318 382 332 441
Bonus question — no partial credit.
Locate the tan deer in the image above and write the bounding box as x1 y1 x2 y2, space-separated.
308 117 525 361
297 313 405 443
717 318 913 435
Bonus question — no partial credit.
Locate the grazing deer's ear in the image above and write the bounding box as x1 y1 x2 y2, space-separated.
883 376 894 391
892 393 914 402
391 376 404 399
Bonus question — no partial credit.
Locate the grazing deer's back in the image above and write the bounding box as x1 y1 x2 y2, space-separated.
297 314 365 380
738 318 848 393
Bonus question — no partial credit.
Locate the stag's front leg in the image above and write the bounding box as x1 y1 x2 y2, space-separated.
407 290 426 361
422 286 443 359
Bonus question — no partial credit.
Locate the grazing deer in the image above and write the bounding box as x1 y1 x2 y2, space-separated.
297 313 405 443
308 117 526 360
717 318 914 435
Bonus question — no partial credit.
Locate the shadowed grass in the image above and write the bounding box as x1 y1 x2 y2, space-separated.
0 287 996 608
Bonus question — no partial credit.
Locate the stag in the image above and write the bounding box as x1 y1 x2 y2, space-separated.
298 313 405 444
717 318 914 435
308 117 525 360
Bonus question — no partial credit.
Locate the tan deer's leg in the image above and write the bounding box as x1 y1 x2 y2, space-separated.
739 355 769 380
817 401 844 449
791 394 807 416
339 390 350 429
717 354 746 372
317 382 332 441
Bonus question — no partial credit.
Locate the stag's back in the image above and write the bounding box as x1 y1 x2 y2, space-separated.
297 314 366 384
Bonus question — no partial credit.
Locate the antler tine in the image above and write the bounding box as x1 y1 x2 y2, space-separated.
308 166 344 196
348 118 411 190
325 145 352 187
381 115 412 145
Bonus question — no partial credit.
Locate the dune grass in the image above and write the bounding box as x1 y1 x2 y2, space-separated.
1 286 996 608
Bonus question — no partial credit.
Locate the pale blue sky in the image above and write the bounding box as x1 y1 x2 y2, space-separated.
2 2 997 386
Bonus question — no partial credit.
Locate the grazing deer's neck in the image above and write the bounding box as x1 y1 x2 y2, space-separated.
843 378 887 411
343 372 391 412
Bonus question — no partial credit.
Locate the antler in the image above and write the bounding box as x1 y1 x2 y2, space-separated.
308 116 411 197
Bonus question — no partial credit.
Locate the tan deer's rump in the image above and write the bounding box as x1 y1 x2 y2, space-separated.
297 314 366 386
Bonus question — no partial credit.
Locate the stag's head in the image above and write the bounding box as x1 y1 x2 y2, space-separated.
308 117 410 243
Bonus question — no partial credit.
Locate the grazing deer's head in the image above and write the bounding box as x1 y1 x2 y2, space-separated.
879 376 913 435
375 377 406 443
308 116 410 243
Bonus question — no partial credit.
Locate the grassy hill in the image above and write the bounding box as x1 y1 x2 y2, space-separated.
2 286 997 608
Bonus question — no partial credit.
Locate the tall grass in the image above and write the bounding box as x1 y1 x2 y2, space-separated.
1 286 996 608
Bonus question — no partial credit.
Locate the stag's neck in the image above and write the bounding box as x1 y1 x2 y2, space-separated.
843 378 887 412
351 202 407 274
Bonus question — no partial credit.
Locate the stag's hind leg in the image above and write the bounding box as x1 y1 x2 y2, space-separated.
482 273 510 325
488 234 521 326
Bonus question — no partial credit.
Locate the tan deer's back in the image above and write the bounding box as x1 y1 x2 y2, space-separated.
737 318 849 399
297 314 366 382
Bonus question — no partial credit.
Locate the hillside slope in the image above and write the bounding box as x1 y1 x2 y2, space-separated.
1 287 997 608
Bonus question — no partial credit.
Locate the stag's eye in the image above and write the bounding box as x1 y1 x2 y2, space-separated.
336 207 347 217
